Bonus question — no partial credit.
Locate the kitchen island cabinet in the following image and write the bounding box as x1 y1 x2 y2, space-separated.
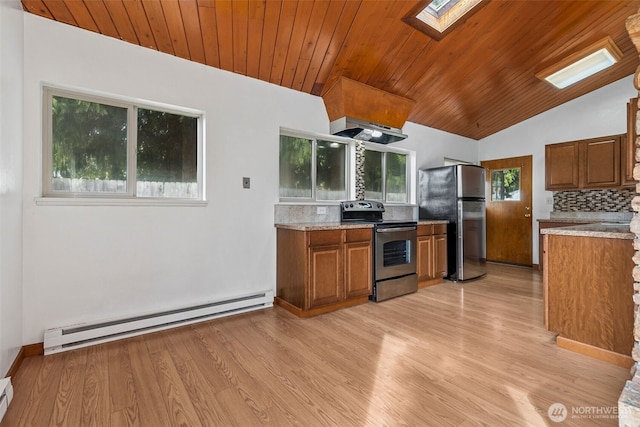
537 219 600 272
275 224 373 317
542 223 634 367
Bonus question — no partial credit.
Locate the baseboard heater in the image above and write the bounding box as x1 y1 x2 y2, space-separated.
44 290 274 355
0 377 13 423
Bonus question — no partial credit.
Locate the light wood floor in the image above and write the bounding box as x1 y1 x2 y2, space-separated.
2 263 630 426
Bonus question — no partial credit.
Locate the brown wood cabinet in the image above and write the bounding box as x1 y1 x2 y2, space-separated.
543 233 634 365
344 228 373 299
434 233 447 278
623 97 638 186
545 135 622 190
417 223 447 287
545 141 579 190
537 220 593 272
308 231 342 308
581 135 620 188
276 227 372 317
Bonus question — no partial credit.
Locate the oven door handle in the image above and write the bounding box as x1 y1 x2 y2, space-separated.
376 226 417 233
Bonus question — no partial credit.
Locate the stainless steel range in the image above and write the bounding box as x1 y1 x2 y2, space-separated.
340 200 418 302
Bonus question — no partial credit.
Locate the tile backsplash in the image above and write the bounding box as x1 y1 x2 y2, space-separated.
553 188 635 212
274 203 415 224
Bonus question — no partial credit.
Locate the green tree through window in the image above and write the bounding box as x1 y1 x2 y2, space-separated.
491 168 520 201
52 96 127 182
46 89 202 198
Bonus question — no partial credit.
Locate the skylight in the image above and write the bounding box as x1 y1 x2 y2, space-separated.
428 0 454 15
403 0 487 41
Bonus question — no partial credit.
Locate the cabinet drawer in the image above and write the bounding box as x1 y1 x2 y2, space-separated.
345 228 372 243
434 224 447 234
308 230 342 246
417 224 434 236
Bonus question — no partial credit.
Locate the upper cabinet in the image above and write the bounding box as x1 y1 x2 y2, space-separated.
581 135 620 189
545 135 624 190
545 97 638 191
623 98 638 187
545 141 579 190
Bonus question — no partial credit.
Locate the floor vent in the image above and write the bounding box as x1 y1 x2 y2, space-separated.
44 290 274 355
0 377 13 423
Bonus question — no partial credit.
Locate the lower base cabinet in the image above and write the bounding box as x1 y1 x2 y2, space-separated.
544 233 634 363
276 227 372 317
417 224 447 287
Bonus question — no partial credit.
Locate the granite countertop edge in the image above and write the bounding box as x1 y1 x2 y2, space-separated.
275 219 447 231
540 224 633 240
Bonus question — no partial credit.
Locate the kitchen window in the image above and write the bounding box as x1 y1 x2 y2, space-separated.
279 131 349 201
42 87 204 201
364 147 409 203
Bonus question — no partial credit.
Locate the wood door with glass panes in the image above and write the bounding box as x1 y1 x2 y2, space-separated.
480 156 533 266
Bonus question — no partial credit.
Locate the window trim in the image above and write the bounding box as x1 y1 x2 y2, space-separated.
42 86 205 201
279 128 353 203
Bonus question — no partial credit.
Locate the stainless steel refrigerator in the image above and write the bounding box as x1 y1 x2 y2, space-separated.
419 165 487 281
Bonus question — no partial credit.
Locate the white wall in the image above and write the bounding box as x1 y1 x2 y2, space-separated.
398 121 479 169
478 75 636 264
0 1 24 375
21 14 330 344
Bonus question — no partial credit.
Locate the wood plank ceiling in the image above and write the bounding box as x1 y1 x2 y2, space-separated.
21 0 640 140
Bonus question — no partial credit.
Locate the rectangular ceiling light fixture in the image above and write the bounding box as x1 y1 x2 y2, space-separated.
536 37 623 89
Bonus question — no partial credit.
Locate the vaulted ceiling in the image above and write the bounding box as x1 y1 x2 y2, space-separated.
20 0 640 140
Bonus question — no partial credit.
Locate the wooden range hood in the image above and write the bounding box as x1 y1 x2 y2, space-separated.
322 77 416 144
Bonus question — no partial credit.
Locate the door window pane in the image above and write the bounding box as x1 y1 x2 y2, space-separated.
364 150 383 200
316 140 347 200
386 152 407 203
491 168 521 201
137 108 198 198
51 96 128 193
279 135 312 198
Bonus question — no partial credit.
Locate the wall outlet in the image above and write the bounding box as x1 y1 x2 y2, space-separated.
546 196 553 205
317 206 327 215
242 177 250 189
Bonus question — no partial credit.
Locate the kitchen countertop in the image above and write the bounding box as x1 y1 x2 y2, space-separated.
537 218 600 224
275 222 374 231
540 222 633 240
275 220 447 231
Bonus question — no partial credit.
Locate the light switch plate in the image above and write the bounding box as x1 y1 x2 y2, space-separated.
242 177 250 189
317 206 327 215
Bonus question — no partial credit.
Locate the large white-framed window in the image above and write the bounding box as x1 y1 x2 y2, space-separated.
42 86 204 201
279 129 351 202
363 143 411 204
